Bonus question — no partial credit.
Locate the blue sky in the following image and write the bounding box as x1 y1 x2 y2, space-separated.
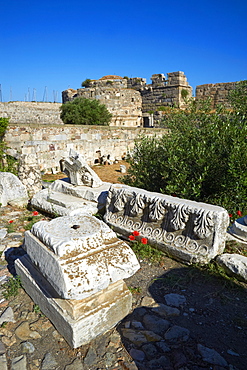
1 0 246 102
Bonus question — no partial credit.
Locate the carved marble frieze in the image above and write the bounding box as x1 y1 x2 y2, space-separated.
104 184 229 264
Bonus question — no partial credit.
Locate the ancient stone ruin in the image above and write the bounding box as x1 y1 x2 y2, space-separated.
31 150 111 216
62 72 193 127
104 184 229 265
15 214 140 347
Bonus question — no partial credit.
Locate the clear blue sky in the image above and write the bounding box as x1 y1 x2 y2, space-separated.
1 0 246 102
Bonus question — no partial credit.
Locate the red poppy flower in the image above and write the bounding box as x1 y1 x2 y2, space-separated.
8 220 14 224
32 211 39 216
228 214 233 218
132 231 140 236
237 210 242 217
141 238 148 244
129 235 135 241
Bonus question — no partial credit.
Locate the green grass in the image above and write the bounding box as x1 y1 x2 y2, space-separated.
2 275 22 299
130 241 165 264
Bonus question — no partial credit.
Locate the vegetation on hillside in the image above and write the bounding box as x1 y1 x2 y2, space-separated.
60 97 112 126
123 80 247 216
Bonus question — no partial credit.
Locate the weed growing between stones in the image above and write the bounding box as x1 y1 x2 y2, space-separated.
2 275 22 299
128 286 142 294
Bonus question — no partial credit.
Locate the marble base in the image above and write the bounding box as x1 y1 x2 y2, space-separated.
15 255 132 348
229 216 247 242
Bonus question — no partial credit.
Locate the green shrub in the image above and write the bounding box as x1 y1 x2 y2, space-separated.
81 79 92 88
0 117 18 174
123 91 247 215
60 97 112 126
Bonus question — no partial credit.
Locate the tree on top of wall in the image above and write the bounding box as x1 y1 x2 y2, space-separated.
60 98 112 126
81 79 92 88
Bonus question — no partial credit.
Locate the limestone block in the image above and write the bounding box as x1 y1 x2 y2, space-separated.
216 253 247 282
23 214 140 299
104 184 229 264
0 172 28 207
15 255 132 348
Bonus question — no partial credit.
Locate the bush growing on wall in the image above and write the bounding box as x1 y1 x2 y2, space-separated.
123 89 247 215
60 97 112 126
0 117 18 174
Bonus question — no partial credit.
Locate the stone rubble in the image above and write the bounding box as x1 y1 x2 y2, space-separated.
0 206 246 369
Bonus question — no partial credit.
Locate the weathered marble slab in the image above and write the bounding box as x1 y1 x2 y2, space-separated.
30 188 98 216
63 149 103 187
15 255 132 348
31 179 111 216
104 184 229 264
0 172 28 207
23 214 140 299
216 253 247 282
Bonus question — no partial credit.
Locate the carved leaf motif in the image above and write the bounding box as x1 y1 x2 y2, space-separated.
170 204 190 231
149 198 167 221
193 210 214 239
113 189 127 211
129 192 146 217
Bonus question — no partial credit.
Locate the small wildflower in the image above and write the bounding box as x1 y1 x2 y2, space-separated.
32 211 39 216
132 231 140 236
8 220 14 224
228 214 233 218
141 237 148 244
237 210 242 217
129 235 135 241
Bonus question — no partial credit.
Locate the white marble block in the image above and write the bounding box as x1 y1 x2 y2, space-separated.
104 184 229 264
15 255 132 348
23 214 140 300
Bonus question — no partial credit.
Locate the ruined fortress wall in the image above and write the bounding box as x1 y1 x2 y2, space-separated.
4 124 164 173
195 82 236 109
0 102 63 124
76 87 142 127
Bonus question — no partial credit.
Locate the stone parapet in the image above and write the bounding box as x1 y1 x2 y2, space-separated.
104 184 229 264
0 102 63 124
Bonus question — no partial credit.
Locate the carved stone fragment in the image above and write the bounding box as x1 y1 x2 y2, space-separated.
104 184 229 264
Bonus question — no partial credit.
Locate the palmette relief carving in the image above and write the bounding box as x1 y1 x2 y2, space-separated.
193 209 214 239
128 192 146 217
170 204 190 231
112 188 128 212
149 198 167 221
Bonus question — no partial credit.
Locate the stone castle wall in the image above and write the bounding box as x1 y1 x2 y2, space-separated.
63 76 143 127
63 72 193 127
195 82 236 109
4 124 164 173
0 102 63 124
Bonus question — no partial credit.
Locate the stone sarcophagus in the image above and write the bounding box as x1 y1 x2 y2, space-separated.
104 184 229 264
15 214 140 348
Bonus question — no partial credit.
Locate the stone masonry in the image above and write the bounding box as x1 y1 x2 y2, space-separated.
62 72 193 127
63 75 143 127
195 82 236 110
0 102 63 125
4 124 164 173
